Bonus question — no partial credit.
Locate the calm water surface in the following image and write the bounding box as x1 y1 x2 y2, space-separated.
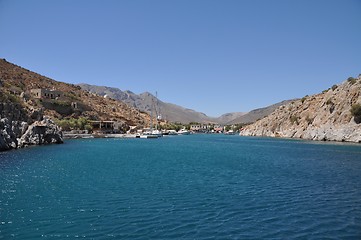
1 135 361 239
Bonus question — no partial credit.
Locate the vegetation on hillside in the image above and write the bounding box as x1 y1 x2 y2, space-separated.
347 77 357 85
351 104 361 124
55 117 93 131
0 59 149 126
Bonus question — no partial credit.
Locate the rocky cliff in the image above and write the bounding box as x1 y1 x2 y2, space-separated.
240 76 361 143
0 95 63 151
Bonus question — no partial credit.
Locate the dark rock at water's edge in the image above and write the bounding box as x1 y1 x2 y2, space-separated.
0 118 63 151
0 90 63 151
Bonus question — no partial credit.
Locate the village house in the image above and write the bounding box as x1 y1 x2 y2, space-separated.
190 124 213 132
30 88 63 100
190 124 202 131
213 124 223 133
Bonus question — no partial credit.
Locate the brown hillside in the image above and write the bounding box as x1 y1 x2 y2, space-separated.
240 76 361 142
0 59 149 126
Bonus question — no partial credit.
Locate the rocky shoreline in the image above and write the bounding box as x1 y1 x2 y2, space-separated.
0 101 63 151
0 117 63 151
240 123 361 143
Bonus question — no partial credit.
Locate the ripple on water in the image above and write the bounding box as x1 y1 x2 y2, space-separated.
1 136 361 239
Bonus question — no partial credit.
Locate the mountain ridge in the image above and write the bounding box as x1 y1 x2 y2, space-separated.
79 83 245 124
78 83 296 125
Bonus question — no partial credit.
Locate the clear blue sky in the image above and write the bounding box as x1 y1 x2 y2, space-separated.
1 0 360 117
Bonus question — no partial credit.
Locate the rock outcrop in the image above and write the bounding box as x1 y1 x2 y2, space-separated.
0 97 63 151
18 118 63 147
240 76 361 143
0 117 63 151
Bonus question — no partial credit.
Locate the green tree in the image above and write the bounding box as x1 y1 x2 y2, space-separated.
224 125 231 132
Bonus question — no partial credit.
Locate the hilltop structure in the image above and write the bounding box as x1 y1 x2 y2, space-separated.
30 88 63 100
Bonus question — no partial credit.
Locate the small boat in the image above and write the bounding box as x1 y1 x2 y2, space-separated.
141 129 161 138
151 129 163 137
166 130 178 135
178 129 190 135
140 134 158 139
224 130 235 135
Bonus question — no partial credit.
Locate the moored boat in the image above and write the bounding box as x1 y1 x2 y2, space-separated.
166 130 178 135
224 130 235 135
177 129 190 135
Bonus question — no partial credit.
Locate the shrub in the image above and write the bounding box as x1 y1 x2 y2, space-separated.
306 115 314 125
326 98 333 105
351 104 361 124
290 115 299 125
301 95 308 103
347 77 356 85
55 117 92 131
331 85 338 91
327 98 336 113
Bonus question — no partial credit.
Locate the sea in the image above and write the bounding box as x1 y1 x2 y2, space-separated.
1 135 361 239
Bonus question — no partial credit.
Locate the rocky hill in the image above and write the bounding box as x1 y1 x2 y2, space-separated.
79 84 245 124
0 59 150 150
0 59 149 125
228 100 295 125
240 76 361 143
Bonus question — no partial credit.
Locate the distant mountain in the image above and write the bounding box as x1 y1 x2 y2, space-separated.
228 100 295 124
78 84 291 125
217 112 247 124
79 84 236 124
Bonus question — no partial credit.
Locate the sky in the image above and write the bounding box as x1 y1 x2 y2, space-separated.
0 0 360 117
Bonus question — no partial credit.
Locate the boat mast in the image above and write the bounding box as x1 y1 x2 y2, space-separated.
155 91 159 130
156 91 161 122
150 91 161 131
150 97 153 130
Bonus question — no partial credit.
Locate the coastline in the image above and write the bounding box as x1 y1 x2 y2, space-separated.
63 133 139 139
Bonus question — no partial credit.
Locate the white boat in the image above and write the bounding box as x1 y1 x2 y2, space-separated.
151 129 163 137
141 130 160 138
140 91 163 139
167 130 178 135
224 130 235 135
178 129 190 135
140 134 158 139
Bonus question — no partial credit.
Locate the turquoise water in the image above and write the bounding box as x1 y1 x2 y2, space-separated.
1 135 361 239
